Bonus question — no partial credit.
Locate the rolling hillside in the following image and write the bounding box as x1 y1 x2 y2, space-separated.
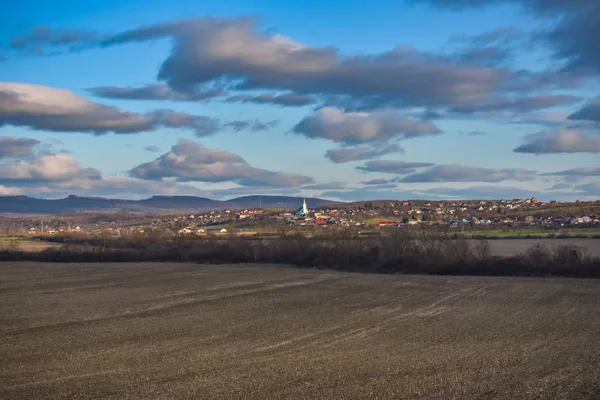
0 195 337 215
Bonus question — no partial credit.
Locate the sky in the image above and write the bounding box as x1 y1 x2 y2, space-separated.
1 0 599 202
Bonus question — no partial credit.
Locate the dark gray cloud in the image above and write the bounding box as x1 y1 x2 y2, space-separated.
466 27 523 46
9 27 97 51
226 92 316 107
421 110 442 121
514 128 600 154
79 18 509 108
0 137 40 158
321 189 422 201
418 0 600 73
414 0 593 13
550 183 572 190
294 107 441 145
0 82 221 136
325 144 403 163
356 160 435 174
447 27 524 69
545 3 600 73
575 182 600 196
568 97 600 122
399 165 537 182
543 167 600 177
467 131 488 136
100 18 204 46
449 94 580 114
129 139 313 187
88 84 225 101
500 111 569 128
421 185 551 200
224 120 278 132
455 46 512 66
362 178 392 185
144 145 161 152
9 16 593 112
151 110 220 136
325 181 593 202
250 120 279 131
303 181 347 190
365 183 399 190
510 70 589 92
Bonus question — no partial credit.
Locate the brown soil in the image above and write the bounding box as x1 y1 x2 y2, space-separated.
2 262 600 399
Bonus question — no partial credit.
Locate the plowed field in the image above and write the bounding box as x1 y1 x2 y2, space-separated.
2 262 600 399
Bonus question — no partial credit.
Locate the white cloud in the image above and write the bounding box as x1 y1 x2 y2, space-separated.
129 139 314 187
294 107 441 145
325 144 403 163
0 82 219 136
400 165 537 182
514 127 600 154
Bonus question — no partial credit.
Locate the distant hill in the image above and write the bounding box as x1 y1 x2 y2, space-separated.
0 195 337 215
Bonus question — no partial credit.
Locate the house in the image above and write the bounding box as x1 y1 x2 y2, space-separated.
178 228 193 235
220 228 228 233
378 220 396 226
195 229 206 235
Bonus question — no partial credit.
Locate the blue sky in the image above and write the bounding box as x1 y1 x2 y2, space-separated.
1 0 599 201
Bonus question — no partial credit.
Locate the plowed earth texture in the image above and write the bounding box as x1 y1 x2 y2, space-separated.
2 262 600 399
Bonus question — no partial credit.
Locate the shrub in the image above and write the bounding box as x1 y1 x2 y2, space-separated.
5 232 599 278
523 244 552 267
551 245 588 265
0 239 20 252
472 240 491 259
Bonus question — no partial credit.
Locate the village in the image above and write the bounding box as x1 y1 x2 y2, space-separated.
14 197 600 237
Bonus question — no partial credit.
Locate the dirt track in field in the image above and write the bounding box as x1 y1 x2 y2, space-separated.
11 241 63 252
2 262 600 399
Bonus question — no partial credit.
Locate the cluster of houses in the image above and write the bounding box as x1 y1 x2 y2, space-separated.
19 197 600 235
276 198 600 229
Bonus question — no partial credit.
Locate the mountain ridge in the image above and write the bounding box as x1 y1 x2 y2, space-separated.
0 195 338 215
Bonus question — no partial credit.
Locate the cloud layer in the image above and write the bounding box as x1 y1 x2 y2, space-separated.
356 160 435 174
0 137 40 158
226 93 316 107
88 84 225 101
399 165 537 182
325 144 403 163
293 107 441 145
514 128 600 154
568 97 600 122
0 82 220 136
9 18 525 110
0 141 202 198
129 139 313 187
